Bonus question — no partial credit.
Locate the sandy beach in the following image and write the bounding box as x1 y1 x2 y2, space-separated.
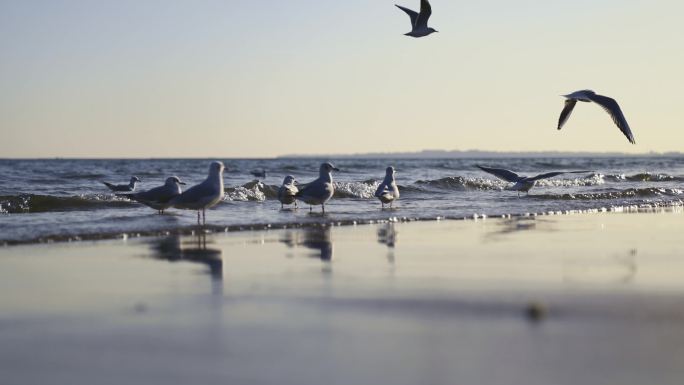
1 210 684 385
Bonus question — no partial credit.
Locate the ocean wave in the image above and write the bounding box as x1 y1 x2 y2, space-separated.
602 173 684 182
416 176 504 191
224 180 274 202
533 187 684 201
333 181 378 199
0 194 134 214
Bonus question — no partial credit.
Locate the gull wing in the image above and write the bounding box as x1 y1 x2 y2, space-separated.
588 93 636 144
172 180 214 205
374 181 390 197
476 165 522 183
527 170 592 182
557 99 577 130
295 179 321 197
395 4 419 27
134 185 177 203
416 0 433 28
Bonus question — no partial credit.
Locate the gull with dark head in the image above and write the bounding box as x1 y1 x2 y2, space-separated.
117 176 185 214
170 161 225 224
295 163 339 213
375 166 400 208
102 176 140 192
558 90 635 144
278 175 298 209
477 165 591 196
396 0 438 38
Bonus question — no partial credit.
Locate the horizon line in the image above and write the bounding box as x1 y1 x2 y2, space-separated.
1 149 682 160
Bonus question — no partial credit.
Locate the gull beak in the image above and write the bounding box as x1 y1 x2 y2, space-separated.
179 182 187 185
333 167 340 172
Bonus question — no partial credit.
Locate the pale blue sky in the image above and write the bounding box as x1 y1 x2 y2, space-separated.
1 0 682 157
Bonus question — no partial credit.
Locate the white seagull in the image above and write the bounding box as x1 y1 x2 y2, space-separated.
278 175 298 209
477 165 591 196
170 161 225 224
558 90 635 144
396 0 438 38
102 176 140 192
118 176 186 214
295 163 339 213
375 166 400 208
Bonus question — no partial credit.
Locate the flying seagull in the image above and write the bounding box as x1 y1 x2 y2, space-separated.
102 176 140 192
170 161 225 225
295 163 339 213
375 166 400 208
117 176 185 214
558 90 635 144
278 175 298 209
396 0 438 37
476 165 591 196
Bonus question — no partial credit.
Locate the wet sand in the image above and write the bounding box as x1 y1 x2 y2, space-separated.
1 211 684 385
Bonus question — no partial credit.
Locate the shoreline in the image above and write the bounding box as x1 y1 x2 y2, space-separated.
2 200 682 247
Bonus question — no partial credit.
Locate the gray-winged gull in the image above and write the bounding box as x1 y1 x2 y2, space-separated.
170 161 225 224
375 166 400 208
295 163 339 213
558 90 635 144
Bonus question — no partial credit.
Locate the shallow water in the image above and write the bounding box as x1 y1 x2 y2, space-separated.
1 156 683 244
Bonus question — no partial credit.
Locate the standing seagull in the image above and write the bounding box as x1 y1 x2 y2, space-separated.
170 161 225 225
558 90 635 144
476 165 591 196
295 163 339 213
117 176 186 214
375 166 400 209
278 175 299 209
102 176 140 192
396 0 438 38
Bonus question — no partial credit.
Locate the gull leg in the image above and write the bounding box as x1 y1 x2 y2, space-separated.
202 208 206 225
309 205 312 212
281 203 283 209
197 211 200 225
322 204 325 214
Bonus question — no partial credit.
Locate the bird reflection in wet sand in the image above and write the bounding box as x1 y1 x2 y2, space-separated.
280 226 333 262
149 233 223 280
484 217 555 242
377 223 398 263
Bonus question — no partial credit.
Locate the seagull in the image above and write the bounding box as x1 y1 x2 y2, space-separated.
558 90 635 144
278 175 298 209
117 176 186 214
170 161 225 224
102 176 140 192
295 163 339 213
396 0 438 38
476 165 591 196
375 166 400 208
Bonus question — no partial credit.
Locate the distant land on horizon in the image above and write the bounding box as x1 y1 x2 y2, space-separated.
278 149 683 159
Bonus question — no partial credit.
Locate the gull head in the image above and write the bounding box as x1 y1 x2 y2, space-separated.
209 161 225 176
385 166 396 177
166 176 186 186
320 162 340 174
130 176 141 183
282 175 296 185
